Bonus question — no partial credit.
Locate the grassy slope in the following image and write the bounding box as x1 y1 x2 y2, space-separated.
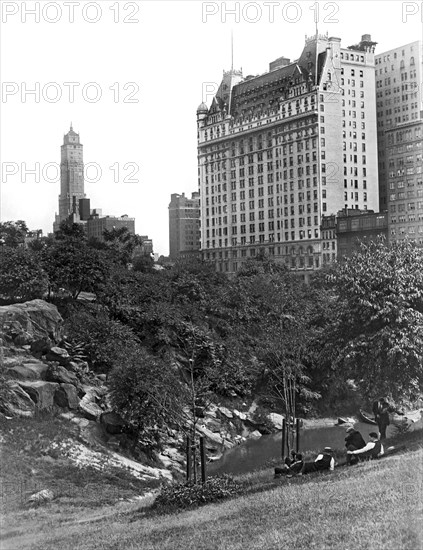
2 429 422 550
0 414 161 515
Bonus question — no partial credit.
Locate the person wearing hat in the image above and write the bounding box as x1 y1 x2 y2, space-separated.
291 447 335 476
274 451 304 477
345 426 366 464
347 432 384 464
372 397 391 440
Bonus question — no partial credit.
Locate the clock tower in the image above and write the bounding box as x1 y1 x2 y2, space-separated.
53 125 86 231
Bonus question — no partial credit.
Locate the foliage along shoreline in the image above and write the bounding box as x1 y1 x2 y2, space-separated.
1 220 423 456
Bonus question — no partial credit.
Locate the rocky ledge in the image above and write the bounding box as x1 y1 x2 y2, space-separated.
0 300 291 478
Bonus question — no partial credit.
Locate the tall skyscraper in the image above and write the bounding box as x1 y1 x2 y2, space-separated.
168 192 201 259
375 41 423 244
53 125 86 232
197 33 379 276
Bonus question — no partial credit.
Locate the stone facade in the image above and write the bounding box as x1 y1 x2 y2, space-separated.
197 33 379 276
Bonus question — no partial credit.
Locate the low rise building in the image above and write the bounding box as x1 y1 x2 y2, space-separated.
86 215 135 241
336 210 388 257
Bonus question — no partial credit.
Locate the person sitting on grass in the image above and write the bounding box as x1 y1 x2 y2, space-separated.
288 447 335 477
345 426 366 465
275 451 304 477
347 432 384 465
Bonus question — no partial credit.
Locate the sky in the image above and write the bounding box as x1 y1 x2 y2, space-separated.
1 0 422 256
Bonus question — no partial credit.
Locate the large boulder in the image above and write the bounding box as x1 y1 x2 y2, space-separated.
54 384 80 409
22 361 49 379
218 406 233 419
267 413 284 430
45 364 79 387
100 411 129 435
17 381 60 409
0 381 35 417
7 365 41 381
0 300 63 344
79 396 103 421
45 347 71 366
30 336 53 356
26 489 54 506
196 425 224 445
202 418 222 433
13 331 34 346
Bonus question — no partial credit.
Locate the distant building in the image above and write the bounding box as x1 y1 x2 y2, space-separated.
384 119 423 244
86 215 135 241
53 125 87 232
336 209 388 258
24 229 43 248
375 41 423 243
133 236 154 258
169 192 201 260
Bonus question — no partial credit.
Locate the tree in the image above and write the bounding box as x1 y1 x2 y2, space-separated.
327 237 423 402
41 241 108 300
0 220 28 248
64 305 140 372
103 227 143 266
250 272 321 451
108 346 186 451
54 220 86 242
0 248 48 303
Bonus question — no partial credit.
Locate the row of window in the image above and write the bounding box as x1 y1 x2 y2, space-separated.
205 227 321 249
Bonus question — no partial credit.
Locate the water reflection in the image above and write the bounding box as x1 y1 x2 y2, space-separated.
209 420 422 476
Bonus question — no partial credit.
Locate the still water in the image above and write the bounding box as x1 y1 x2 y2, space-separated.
208 420 422 476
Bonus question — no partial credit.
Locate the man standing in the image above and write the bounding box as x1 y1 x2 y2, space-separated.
347 432 384 464
372 397 391 440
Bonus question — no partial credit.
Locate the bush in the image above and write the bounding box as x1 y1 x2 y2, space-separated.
0 247 48 303
153 475 241 511
64 306 140 372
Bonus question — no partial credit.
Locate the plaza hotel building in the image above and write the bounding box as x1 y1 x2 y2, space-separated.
196 33 379 275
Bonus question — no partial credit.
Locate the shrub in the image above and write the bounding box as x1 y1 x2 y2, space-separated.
0 247 48 303
153 475 241 511
64 306 139 372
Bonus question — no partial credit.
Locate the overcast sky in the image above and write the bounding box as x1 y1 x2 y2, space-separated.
1 0 422 255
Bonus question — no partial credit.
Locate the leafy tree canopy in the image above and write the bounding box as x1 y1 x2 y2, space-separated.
326 237 423 401
0 220 28 248
0 247 48 303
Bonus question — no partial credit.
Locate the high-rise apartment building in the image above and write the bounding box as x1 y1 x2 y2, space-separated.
375 41 423 244
53 125 86 232
168 192 201 259
197 33 379 275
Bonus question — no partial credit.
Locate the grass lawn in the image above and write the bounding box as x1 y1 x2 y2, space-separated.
2 422 422 550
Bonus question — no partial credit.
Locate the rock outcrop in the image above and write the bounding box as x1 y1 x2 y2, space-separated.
0 299 289 478
0 300 63 344
17 381 61 410
2 381 36 417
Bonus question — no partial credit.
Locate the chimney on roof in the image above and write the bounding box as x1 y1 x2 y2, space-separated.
269 56 291 72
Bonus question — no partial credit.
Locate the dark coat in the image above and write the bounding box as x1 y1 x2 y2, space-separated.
345 430 366 450
372 400 391 426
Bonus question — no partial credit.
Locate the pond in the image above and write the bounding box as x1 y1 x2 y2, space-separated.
208 419 422 476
